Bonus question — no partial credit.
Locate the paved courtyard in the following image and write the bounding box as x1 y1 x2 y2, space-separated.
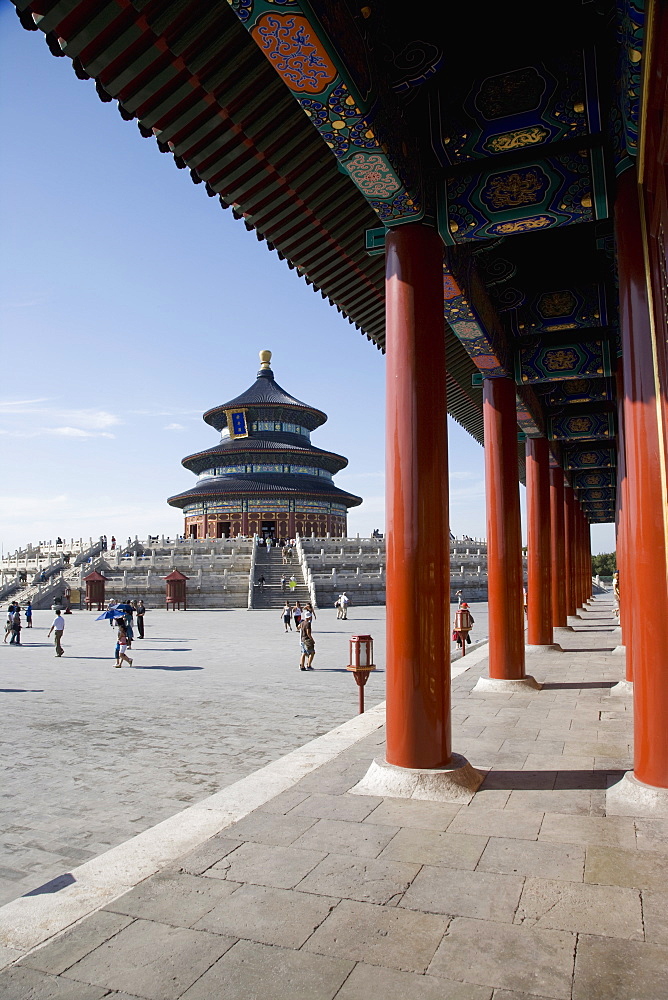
1 597 665 1000
1 603 488 906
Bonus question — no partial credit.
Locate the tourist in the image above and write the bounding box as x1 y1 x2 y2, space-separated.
334 590 350 619
25 602 33 628
123 603 134 648
111 536 116 550
115 622 133 668
302 602 317 627
281 602 292 632
299 621 316 670
258 574 266 590
281 574 287 592
8 608 21 645
39 570 47 584
135 600 146 638
292 601 302 629
288 575 297 593
48 611 65 657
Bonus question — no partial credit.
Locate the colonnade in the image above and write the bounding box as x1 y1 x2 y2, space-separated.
382 203 668 801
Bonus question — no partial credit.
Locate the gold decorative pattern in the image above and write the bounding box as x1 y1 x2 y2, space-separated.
537 290 577 317
568 417 592 433
484 170 545 208
489 216 552 235
484 126 549 153
543 348 579 371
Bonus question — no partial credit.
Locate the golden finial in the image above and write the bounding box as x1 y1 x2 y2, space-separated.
259 350 272 370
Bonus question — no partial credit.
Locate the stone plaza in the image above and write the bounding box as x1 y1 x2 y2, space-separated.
1 598 666 999
0 603 489 907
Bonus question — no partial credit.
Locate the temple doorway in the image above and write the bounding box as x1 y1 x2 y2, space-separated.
261 520 276 539
188 524 198 539
216 522 230 539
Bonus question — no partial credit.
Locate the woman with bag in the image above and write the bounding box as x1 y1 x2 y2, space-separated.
115 623 133 668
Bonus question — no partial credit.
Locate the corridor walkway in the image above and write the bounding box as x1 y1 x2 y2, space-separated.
0 597 664 999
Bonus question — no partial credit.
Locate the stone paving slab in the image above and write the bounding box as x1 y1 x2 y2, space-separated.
0 607 390 906
2 597 667 998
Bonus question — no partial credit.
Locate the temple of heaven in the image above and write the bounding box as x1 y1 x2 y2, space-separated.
168 351 362 540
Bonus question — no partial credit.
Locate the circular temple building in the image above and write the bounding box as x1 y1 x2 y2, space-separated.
168 351 362 540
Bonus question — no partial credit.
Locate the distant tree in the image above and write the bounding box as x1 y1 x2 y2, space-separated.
591 552 616 575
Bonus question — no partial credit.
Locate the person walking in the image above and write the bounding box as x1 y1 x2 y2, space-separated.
292 601 302 630
281 574 287 593
258 574 266 590
288 575 297 594
115 622 133 667
8 608 21 645
339 592 349 619
135 600 146 638
48 611 65 657
110 536 116 550
281 602 293 632
299 620 316 670
25 602 33 629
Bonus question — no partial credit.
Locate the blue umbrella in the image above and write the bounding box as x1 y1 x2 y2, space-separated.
112 603 134 613
94 609 126 621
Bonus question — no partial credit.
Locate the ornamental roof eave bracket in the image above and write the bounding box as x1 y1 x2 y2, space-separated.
226 0 425 228
443 252 545 438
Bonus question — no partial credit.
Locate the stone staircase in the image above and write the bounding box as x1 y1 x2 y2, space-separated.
6 564 83 611
251 546 310 609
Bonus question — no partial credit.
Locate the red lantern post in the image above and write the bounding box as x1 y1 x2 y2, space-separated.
346 635 376 713
84 570 108 611
165 569 188 610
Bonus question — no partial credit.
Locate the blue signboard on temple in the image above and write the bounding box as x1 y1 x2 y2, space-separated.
227 409 248 438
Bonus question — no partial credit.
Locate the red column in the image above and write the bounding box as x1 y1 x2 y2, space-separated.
616 169 668 788
563 486 577 617
526 437 553 645
484 377 526 679
577 507 586 607
241 512 249 536
615 364 632 671
549 468 567 626
572 505 581 607
385 224 451 769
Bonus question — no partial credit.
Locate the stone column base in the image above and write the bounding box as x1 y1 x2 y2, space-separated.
610 679 633 695
525 644 562 653
473 675 542 693
607 771 668 817
350 754 484 804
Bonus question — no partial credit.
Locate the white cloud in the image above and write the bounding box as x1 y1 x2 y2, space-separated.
129 408 201 417
57 409 120 430
46 427 115 439
0 404 121 439
164 423 185 431
0 398 50 409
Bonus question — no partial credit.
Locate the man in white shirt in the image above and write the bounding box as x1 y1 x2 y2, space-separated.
48 613 65 657
339 593 349 620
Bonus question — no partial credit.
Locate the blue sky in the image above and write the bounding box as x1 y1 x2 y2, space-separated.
0 3 614 555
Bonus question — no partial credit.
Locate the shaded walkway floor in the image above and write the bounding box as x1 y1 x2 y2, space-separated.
1 597 666 999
